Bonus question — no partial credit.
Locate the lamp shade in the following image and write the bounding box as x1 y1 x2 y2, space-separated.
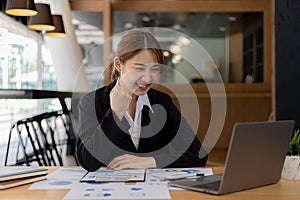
5 0 37 16
45 15 66 37
28 3 55 31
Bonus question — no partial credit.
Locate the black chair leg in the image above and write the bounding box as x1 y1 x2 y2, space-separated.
37 120 56 166
24 122 43 166
15 124 30 166
47 122 63 166
30 121 48 166
4 124 15 166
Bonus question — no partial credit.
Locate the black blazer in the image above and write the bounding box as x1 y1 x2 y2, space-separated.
76 81 208 171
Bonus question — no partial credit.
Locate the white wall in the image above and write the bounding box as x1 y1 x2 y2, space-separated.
44 0 90 92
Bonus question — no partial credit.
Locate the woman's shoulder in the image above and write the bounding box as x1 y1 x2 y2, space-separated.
81 86 105 99
80 83 113 103
85 81 116 98
96 81 116 94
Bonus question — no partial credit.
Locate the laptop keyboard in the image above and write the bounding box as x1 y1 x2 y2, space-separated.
193 181 221 191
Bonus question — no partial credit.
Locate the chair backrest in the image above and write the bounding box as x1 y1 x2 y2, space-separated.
4 110 70 166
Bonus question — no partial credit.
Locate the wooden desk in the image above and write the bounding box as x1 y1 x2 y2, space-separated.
0 167 299 200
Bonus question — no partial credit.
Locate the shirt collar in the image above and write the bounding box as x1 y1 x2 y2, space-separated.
137 93 153 113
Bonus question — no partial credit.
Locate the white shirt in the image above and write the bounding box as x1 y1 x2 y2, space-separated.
124 94 153 149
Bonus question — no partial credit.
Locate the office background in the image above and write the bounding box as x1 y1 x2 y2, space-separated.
0 0 299 165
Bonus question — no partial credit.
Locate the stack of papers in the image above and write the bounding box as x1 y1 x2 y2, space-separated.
80 168 145 182
0 167 48 190
28 167 213 199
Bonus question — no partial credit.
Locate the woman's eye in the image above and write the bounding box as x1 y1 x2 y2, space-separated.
151 66 160 71
135 67 144 71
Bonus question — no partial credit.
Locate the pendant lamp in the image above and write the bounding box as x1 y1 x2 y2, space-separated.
45 15 66 37
28 3 55 31
5 0 37 16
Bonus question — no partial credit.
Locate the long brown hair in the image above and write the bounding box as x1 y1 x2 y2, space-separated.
110 30 163 81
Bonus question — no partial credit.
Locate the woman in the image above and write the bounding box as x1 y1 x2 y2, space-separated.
76 30 208 171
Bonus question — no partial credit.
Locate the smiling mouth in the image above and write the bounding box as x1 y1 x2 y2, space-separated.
137 83 151 90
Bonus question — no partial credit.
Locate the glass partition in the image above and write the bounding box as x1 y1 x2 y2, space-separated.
113 12 263 84
72 11 104 89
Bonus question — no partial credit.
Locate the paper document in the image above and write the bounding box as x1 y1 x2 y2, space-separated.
80 168 146 182
63 182 170 200
46 168 88 181
29 168 87 190
147 168 213 181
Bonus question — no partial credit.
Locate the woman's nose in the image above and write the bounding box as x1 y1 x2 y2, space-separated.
141 69 152 83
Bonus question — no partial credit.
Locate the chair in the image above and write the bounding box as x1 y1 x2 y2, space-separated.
4 110 73 166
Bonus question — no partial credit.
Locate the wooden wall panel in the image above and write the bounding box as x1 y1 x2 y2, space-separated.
185 96 271 148
229 21 243 82
157 84 272 150
111 0 269 12
69 0 105 11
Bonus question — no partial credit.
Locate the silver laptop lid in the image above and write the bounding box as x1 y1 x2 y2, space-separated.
220 120 295 194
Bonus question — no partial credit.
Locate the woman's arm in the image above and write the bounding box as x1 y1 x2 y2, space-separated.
76 91 130 171
152 93 208 168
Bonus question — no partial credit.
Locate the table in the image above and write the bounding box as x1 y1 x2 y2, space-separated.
0 167 299 200
0 89 81 156
0 89 73 118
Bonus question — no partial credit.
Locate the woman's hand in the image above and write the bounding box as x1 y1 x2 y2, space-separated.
110 80 131 120
108 154 157 170
110 71 138 120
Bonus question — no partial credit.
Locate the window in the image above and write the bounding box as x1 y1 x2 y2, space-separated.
0 13 58 165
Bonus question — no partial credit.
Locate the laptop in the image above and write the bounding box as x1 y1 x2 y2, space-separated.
169 120 295 195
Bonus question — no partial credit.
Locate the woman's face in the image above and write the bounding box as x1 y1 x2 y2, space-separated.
119 50 161 96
